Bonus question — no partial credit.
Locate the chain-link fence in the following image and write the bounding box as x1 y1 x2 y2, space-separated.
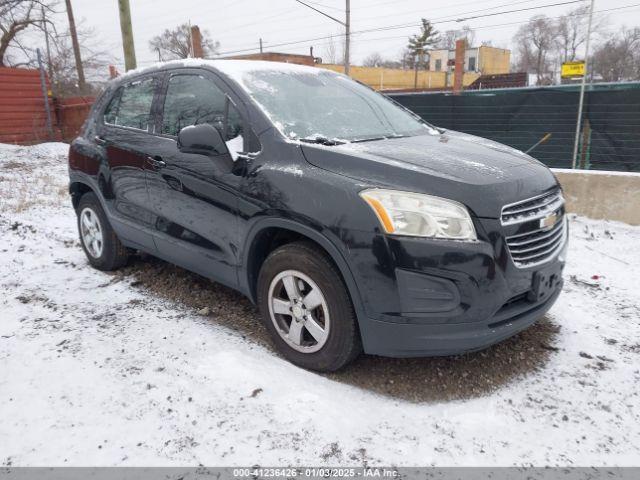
389 82 640 172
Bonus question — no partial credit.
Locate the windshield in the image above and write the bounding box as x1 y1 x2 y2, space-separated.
239 70 435 142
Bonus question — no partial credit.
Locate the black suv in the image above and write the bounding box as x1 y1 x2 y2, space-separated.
68 60 567 371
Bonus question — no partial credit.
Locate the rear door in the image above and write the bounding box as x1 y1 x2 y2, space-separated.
143 69 251 288
97 75 161 251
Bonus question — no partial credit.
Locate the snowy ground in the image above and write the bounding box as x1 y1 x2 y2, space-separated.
0 142 639 467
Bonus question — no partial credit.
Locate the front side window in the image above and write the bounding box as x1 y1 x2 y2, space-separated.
104 77 156 131
161 74 243 143
238 70 433 142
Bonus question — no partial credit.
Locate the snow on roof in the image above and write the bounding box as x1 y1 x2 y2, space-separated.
116 58 331 84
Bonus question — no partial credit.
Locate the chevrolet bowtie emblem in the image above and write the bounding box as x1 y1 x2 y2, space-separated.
540 212 559 229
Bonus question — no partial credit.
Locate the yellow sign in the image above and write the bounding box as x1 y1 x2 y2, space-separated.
561 61 585 78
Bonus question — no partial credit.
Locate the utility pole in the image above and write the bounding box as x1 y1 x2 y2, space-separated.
118 0 137 71
64 0 86 92
293 0 350 75
571 0 595 169
37 49 54 140
344 0 350 75
41 6 54 91
259 38 263 54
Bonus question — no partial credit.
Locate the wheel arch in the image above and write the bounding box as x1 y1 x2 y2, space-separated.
241 219 366 325
69 180 94 210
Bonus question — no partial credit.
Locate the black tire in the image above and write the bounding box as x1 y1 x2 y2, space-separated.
257 241 362 371
76 192 129 271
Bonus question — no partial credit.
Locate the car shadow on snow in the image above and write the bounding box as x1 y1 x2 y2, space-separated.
118 254 561 404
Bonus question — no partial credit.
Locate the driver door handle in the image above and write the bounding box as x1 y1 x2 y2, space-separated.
146 155 166 169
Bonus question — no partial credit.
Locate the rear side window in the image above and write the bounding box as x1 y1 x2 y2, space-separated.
161 74 243 141
104 77 156 131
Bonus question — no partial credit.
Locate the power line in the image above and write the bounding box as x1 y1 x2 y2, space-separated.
235 4 638 58
355 0 542 24
293 0 346 25
215 0 586 56
304 0 344 12
455 0 586 22
215 0 544 49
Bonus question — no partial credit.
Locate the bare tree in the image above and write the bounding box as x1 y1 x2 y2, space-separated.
591 27 640 82
12 20 112 96
149 23 219 60
513 15 558 84
362 52 383 67
321 31 346 65
0 0 57 66
437 26 476 50
46 25 113 95
323 34 338 64
555 5 608 63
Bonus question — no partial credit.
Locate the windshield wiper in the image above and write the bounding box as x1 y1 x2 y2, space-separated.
299 136 345 146
351 134 408 143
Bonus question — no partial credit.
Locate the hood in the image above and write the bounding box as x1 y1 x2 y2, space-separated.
301 130 558 218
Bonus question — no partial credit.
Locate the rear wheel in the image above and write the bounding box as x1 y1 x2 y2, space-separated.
77 192 129 271
257 242 361 371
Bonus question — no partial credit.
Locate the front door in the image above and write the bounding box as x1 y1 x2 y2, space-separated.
144 71 248 289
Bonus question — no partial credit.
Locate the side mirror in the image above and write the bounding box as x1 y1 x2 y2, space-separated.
177 124 228 156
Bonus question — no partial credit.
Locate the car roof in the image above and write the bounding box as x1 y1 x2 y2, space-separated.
113 59 333 87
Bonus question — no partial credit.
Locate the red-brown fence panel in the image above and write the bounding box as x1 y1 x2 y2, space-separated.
0 67 57 144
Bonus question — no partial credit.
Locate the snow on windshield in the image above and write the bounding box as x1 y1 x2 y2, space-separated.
218 63 435 142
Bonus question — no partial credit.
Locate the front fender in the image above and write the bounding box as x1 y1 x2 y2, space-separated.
239 217 367 331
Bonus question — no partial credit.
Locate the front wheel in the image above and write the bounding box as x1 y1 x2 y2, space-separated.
77 192 129 271
257 242 361 371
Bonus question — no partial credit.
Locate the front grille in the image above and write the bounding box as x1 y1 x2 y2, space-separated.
506 217 566 268
501 189 564 226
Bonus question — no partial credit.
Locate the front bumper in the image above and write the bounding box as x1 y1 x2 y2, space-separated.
361 280 561 357
348 217 567 357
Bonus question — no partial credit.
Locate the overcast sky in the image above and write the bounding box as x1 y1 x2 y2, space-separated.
38 0 640 75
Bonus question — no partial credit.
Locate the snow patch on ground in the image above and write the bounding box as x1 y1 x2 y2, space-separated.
0 143 639 466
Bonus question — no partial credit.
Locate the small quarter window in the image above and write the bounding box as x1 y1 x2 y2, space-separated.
103 89 121 125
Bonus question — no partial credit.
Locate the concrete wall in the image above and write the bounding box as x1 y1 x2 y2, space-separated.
317 64 480 90
552 169 640 226
478 46 510 75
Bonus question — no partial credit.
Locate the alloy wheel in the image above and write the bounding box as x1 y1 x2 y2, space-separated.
267 269 330 353
80 207 104 258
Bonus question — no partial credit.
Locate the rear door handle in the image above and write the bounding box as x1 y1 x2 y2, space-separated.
94 135 106 146
146 155 166 169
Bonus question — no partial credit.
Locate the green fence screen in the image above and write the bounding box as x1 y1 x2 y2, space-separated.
389 82 640 172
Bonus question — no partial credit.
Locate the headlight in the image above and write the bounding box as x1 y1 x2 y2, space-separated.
359 189 477 240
